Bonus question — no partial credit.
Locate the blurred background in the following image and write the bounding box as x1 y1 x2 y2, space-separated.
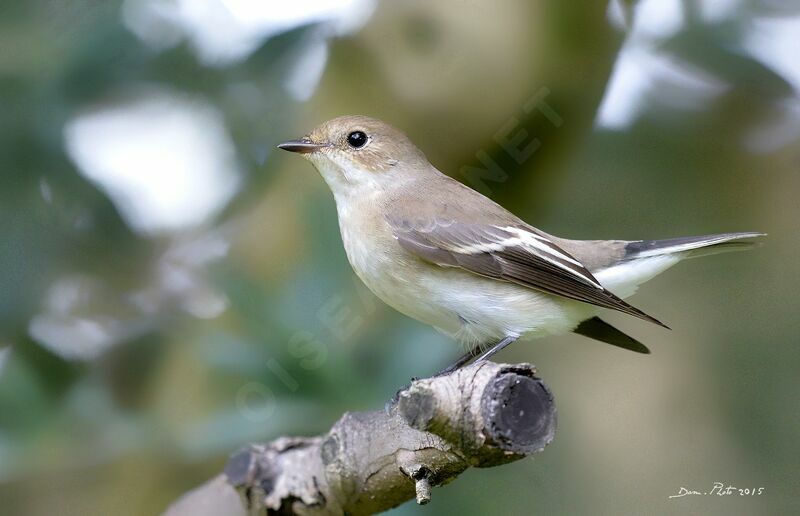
1 0 798 514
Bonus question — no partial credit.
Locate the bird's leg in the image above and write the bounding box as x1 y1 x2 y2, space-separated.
434 335 519 376
474 335 519 364
391 335 520 409
434 343 483 377
392 344 482 406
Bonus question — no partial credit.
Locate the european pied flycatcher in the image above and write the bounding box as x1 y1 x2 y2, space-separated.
278 115 763 372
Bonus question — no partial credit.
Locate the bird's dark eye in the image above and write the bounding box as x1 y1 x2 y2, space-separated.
347 131 368 149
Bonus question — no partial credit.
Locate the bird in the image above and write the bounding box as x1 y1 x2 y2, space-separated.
277 115 763 373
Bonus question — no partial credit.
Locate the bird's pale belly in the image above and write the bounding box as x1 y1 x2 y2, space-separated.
340 222 593 346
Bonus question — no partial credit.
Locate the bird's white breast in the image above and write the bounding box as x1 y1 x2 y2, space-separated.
334 196 592 347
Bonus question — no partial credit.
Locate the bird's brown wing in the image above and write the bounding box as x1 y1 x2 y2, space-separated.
388 217 667 328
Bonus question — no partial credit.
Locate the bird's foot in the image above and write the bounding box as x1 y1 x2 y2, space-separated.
387 376 422 409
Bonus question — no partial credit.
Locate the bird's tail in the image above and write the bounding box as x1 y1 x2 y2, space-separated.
623 232 766 261
594 232 764 300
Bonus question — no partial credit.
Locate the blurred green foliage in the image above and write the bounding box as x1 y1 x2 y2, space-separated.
1 1 799 515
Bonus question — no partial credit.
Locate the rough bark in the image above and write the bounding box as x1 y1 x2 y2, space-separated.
164 361 556 516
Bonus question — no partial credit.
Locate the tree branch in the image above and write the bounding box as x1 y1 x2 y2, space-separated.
163 361 556 515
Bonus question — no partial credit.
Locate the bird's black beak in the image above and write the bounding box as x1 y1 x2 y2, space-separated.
276 139 327 154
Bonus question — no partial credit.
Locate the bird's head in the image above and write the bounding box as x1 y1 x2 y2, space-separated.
277 115 431 197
